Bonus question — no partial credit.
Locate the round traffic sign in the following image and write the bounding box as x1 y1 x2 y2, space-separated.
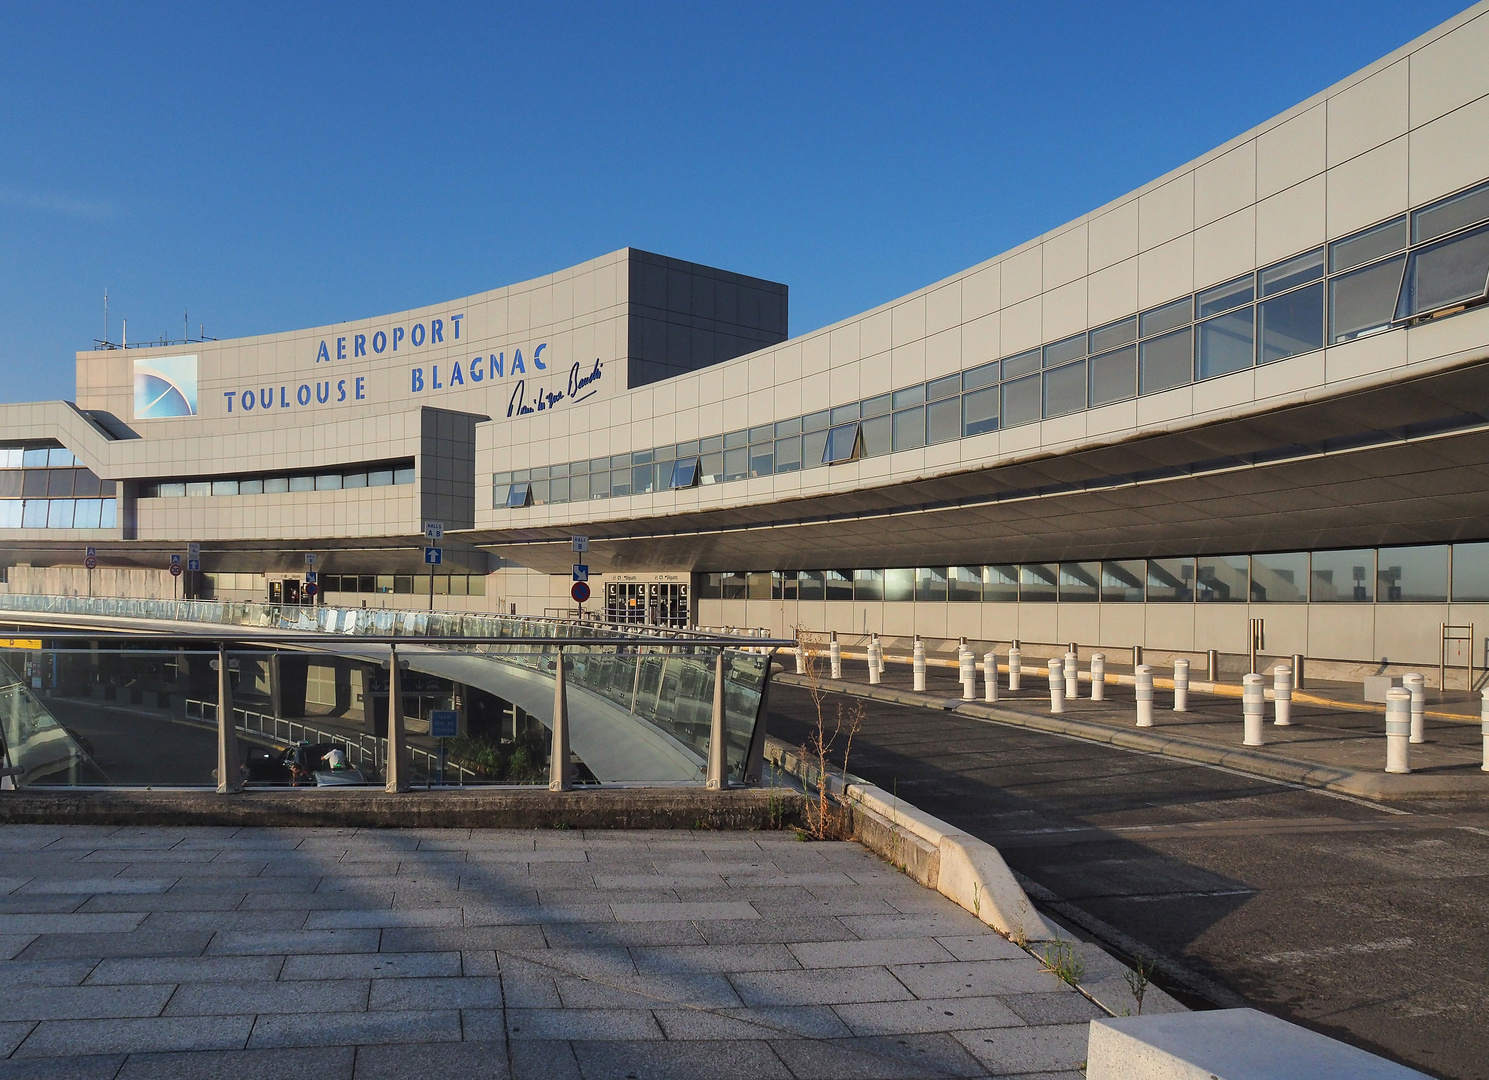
84 556 97 570
571 581 590 603
169 563 182 577
304 582 319 597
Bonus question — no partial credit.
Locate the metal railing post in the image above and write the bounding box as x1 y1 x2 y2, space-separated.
706 651 728 789
215 643 241 794
549 646 571 791
384 645 408 793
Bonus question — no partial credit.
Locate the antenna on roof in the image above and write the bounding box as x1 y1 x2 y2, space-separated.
184 308 188 344
104 288 108 347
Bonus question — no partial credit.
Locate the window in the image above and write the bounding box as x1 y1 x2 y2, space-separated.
1258 282 1324 364
21 448 48 467
1196 274 1254 318
1044 333 1086 367
721 572 747 600
1453 542 1489 601
1147 557 1195 602
927 375 961 401
1043 362 1086 417
1139 327 1192 394
884 567 914 602
1196 555 1248 601
824 570 853 601
1019 563 1057 602
1395 222 1489 320
505 482 531 508
187 481 212 497
802 411 830 433
823 423 862 463
1377 545 1447 602
925 398 960 444
367 470 392 487
1001 375 1041 428
1001 349 1040 379
949 566 982 602
314 474 340 491
853 569 883 601
892 407 926 451
47 499 75 529
962 363 998 391
962 386 998 436
394 575 414 594
160 482 186 497
698 573 723 600
670 458 699 489
240 478 264 495
860 414 892 456
773 570 798 600
1412 180 1489 243
1329 255 1405 342
1259 249 1323 296
22 499 47 528
1088 346 1137 406
288 475 314 492
861 393 893 417
984 564 1019 601
1330 218 1405 273
1310 549 1374 602
749 445 774 477
1059 561 1099 602
1090 316 1137 353
797 570 824 600
393 467 415 485
802 430 828 470
915 567 948 602
1100 560 1145 602
773 438 801 473
73 499 103 529
0 500 20 528
721 448 748 482
747 571 772 600
1140 297 1190 337
46 471 74 497
1196 308 1254 380
632 463 656 495
1250 552 1307 602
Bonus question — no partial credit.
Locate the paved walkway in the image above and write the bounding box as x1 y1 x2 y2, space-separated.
0 825 1098 1079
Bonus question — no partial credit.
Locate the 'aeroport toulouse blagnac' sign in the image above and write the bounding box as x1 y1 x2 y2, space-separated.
209 311 606 419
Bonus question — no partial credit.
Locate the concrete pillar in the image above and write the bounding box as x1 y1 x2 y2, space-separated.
1403 673 1425 743
1173 659 1189 713
829 633 841 681
384 646 409 793
1007 645 1022 691
960 649 976 701
1272 665 1293 726
706 651 727 789
1242 673 1265 747
1135 665 1154 727
1480 689 1489 772
983 650 998 703
1048 658 1064 714
1090 653 1105 701
215 644 241 794
912 639 927 692
549 647 572 791
1386 687 1411 774
1063 651 1078 700
868 639 881 685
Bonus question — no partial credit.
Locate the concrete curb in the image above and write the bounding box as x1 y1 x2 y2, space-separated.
774 672 1489 801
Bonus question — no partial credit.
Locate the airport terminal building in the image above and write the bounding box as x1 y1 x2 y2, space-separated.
6 4 1489 670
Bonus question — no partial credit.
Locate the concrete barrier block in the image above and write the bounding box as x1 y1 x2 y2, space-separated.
936 832 1060 942
1087 1008 1430 1080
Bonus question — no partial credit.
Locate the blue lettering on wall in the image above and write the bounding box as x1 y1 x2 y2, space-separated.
337 337 346 360
355 335 366 357
412 369 424 392
373 331 387 354
296 384 311 406
338 379 347 401
315 381 329 404
470 357 484 382
432 364 442 389
355 377 366 400
505 359 605 418
316 341 330 363
491 353 504 379
259 389 273 409
392 327 404 351
411 323 425 347
512 348 525 375
431 319 443 343
241 390 254 411
280 387 289 409
533 343 546 370
451 361 464 385
224 391 236 412
452 314 462 339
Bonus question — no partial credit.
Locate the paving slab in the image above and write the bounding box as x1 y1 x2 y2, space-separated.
116 1046 356 1080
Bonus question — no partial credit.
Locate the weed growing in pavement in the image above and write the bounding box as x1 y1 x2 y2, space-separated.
1124 955 1156 1013
1040 937 1085 989
795 627 864 841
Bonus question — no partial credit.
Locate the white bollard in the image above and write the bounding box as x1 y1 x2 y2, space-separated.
1090 653 1105 701
1403 673 1425 743
1272 665 1293 726
875 640 886 678
1135 664 1154 727
983 650 998 702
794 646 805 675
829 637 842 680
1173 659 1189 712
1008 646 1022 691
1480 688 1489 772
1386 687 1411 774
1242 673 1265 746
1064 651 1079 700
868 640 881 685
1048 658 1065 713
913 640 927 692
960 649 976 700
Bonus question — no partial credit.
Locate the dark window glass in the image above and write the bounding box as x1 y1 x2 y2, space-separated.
962 386 999 436
47 470 75 497
1089 316 1137 354
1377 545 1447 602
798 570 824 601
883 567 914 602
589 457 609 472
22 471 47 498
830 403 859 424
926 398 961 443
747 571 773 600
1250 552 1307 601
927 374 961 401
722 447 748 480
526 478 549 504
1001 375 1041 428
1001 349 1040 379
861 393 893 417
1330 217 1406 273
802 429 828 469
1311 549 1375 602
1395 222 1489 319
772 570 797 600
802 411 830 433
1019 563 1057 602
394 575 414 594
860 415 892 456
1196 274 1254 318
1088 345 1137 406
915 566 948 602
892 407 926 451
69 471 99 496
611 470 632 497
1100 560 1145 602
983 565 1018 601
698 573 722 600
1147 557 1194 602
631 464 655 494
505 482 531 508
823 423 862 463
825 569 853 601
1059 561 1099 602
721 571 747 600
962 362 999 391
1139 327 1192 394
723 430 748 449
1043 361 1086 417
949 566 982 602
1043 333 1086 367
1259 248 1323 296
1453 542 1489 601
892 385 925 409
1413 179 1489 243
1196 555 1249 601
853 568 883 601
1140 297 1190 337
1196 308 1254 380
570 473 590 500
609 454 630 469
773 437 801 473
749 446 774 477
0 472 19 498
550 476 569 503
1329 255 1406 342
1258 282 1325 364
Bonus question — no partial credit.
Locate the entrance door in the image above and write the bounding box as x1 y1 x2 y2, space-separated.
283 579 302 605
269 580 283 604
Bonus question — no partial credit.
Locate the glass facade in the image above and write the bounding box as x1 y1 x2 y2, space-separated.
0 444 117 530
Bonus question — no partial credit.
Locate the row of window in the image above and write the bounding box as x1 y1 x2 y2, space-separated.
199 573 488 596
0 447 82 469
0 498 118 530
141 462 414 499
700 542 1489 604
0 469 118 500
497 178 1489 510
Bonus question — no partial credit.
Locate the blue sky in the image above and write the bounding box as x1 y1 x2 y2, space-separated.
0 1 1467 405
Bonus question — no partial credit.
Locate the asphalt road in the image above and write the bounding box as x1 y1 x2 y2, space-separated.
766 680 1489 1080
44 699 218 786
